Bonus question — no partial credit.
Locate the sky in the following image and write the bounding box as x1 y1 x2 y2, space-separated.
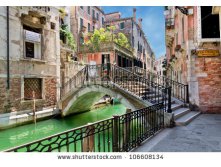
102 6 165 59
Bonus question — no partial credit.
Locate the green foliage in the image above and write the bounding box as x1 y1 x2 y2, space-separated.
114 33 130 49
60 24 76 51
85 26 131 52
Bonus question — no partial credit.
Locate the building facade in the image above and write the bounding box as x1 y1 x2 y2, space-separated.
154 55 166 76
0 6 61 113
164 6 221 113
70 7 154 71
104 8 154 71
70 6 105 53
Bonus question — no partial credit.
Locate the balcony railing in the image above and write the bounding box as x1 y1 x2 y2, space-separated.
31 6 51 13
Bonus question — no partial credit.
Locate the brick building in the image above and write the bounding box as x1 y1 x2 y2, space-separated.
70 6 105 53
104 8 154 71
70 7 154 71
0 7 61 113
164 6 221 113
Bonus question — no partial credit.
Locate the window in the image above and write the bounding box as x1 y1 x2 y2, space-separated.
80 37 84 44
51 22 56 30
87 6 90 15
80 18 83 29
140 31 142 37
176 33 178 45
25 42 34 58
92 10 95 19
182 17 184 43
201 6 220 38
88 23 90 32
138 41 139 51
24 78 42 100
140 45 142 53
120 22 125 29
93 26 95 31
96 13 99 20
80 6 83 10
102 17 104 25
23 25 41 59
132 36 134 47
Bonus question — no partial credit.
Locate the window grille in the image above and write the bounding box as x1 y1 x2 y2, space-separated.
24 78 42 100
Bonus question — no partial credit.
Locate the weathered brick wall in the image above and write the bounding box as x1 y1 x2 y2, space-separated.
45 78 57 107
105 13 121 22
0 77 21 113
0 77 58 113
197 57 221 113
0 78 7 113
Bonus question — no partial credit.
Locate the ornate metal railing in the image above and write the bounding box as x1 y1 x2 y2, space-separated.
128 66 189 104
110 65 171 113
5 103 164 152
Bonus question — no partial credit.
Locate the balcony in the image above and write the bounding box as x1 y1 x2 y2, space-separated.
31 6 50 13
165 18 175 29
19 6 51 22
92 16 97 23
175 44 181 52
79 42 134 58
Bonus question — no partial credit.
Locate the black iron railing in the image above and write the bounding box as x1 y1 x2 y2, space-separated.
128 66 189 104
5 103 164 152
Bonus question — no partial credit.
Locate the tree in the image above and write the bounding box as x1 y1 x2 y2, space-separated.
85 26 131 52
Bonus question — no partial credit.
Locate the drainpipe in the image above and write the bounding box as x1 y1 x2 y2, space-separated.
6 6 10 90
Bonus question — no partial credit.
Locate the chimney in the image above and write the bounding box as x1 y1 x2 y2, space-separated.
138 18 142 28
133 8 136 22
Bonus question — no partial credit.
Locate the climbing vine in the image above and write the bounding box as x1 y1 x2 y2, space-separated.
60 24 77 51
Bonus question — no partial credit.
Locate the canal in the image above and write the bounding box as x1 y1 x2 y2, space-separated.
0 104 126 151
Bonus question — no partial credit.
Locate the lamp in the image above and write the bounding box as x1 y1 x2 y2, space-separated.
175 6 189 15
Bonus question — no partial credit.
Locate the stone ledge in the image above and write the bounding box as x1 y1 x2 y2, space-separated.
20 58 47 64
0 107 60 130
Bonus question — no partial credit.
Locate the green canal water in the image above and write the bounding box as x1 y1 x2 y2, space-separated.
0 104 126 151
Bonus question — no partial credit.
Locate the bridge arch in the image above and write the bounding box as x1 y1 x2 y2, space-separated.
61 85 148 117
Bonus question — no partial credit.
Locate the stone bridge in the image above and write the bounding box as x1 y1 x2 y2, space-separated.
59 82 149 117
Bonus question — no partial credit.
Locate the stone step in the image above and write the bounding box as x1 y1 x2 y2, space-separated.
175 111 201 126
171 103 183 111
173 107 190 119
163 99 176 105
141 93 162 99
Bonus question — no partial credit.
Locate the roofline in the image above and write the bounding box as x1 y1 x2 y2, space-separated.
94 6 105 14
105 12 121 15
104 17 133 23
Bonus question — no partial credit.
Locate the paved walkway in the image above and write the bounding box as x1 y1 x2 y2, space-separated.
133 114 221 152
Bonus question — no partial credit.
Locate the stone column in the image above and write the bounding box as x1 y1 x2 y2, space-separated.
83 123 95 152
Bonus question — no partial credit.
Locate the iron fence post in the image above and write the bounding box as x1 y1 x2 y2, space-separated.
186 84 189 104
167 87 172 113
113 115 119 152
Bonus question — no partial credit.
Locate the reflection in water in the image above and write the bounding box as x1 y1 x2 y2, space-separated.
0 104 126 151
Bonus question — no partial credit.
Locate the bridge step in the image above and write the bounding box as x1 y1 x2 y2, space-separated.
171 103 183 112
173 107 190 119
175 111 201 126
